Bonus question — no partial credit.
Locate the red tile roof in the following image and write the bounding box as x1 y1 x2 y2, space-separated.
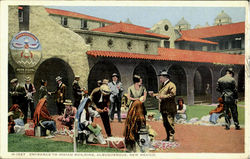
92 22 169 39
176 36 218 44
180 22 245 39
45 8 117 24
86 48 244 65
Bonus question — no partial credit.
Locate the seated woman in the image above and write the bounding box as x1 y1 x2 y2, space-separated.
209 97 224 124
76 98 106 145
123 100 146 152
127 75 147 115
58 99 77 130
175 98 187 123
8 104 24 134
33 98 57 136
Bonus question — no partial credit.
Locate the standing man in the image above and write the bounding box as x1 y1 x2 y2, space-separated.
108 73 124 123
89 79 112 137
54 76 66 115
9 78 27 123
150 70 177 142
72 75 82 109
24 76 36 120
216 68 240 130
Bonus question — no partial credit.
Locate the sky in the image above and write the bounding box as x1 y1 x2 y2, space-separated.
46 6 245 29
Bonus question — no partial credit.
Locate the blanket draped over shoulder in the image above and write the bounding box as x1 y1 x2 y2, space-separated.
33 98 52 125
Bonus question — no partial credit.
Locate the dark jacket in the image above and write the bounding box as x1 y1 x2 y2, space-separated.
55 83 66 103
10 84 26 105
72 80 82 101
90 87 110 109
216 74 238 103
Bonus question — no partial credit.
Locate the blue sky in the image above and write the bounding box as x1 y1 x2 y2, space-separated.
47 6 245 29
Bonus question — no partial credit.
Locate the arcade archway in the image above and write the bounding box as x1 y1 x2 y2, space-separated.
34 58 74 114
88 61 120 93
194 66 212 104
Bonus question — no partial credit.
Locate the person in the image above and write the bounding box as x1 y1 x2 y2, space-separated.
127 75 147 116
8 104 25 134
205 83 211 102
76 98 106 144
123 100 146 152
209 97 224 124
97 80 102 87
216 68 240 130
72 75 83 109
89 79 112 137
54 76 66 115
175 98 187 122
24 76 36 119
9 78 27 123
33 98 57 136
108 73 124 122
150 70 177 142
58 99 77 130
38 80 51 100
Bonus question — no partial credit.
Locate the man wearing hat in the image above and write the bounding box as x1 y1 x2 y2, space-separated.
9 78 27 123
89 79 112 137
216 68 240 130
108 73 124 122
72 75 83 109
150 70 177 142
24 76 36 119
58 99 77 130
54 76 66 115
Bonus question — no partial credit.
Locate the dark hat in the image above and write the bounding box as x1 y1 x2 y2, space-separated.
226 68 234 76
112 73 118 78
158 70 170 78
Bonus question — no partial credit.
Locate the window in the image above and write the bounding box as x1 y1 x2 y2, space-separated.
207 45 211 51
100 23 105 27
164 41 170 48
18 6 29 31
225 41 229 49
232 39 242 49
219 41 224 50
81 19 87 29
61 17 68 26
18 7 24 22
212 45 216 50
179 42 184 49
189 44 195 50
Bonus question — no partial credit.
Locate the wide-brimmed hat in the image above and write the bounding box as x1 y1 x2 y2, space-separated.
100 84 111 95
25 76 31 82
112 73 119 78
157 70 170 78
226 68 234 76
63 99 72 106
55 76 62 82
8 111 14 116
75 75 80 78
10 78 18 83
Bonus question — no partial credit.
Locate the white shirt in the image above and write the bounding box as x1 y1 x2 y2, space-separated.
80 106 100 127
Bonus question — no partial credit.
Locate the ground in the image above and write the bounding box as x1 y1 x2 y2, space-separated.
52 116 244 153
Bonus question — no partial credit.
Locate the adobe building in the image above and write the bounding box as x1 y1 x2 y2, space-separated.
8 6 245 114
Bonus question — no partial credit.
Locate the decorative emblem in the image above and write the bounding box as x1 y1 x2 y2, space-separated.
10 31 42 68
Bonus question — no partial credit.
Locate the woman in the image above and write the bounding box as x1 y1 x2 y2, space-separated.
58 99 77 130
209 97 224 124
123 100 146 152
8 104 24 133
76 98 106 144
175 98 187 123
33 98 57 136
127 75 147 115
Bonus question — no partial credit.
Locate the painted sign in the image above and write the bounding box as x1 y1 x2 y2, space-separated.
10 31 42 68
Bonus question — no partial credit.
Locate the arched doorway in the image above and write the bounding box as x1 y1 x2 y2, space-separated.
34 58 74 115
133 63 158 109
8 64 16 108
238 67 245 101
168 65 187 101
194 66 212 104
88 61 120 93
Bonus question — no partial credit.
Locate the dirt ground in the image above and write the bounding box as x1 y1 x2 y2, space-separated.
51 116 244 153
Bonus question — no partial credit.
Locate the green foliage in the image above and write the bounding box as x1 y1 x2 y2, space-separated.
8 134 123 152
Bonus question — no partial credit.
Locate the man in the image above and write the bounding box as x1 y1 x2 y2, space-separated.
24 76 36 119
54 76 66 115
108 73 124 122
72 75 83 109
216 68 240 130
9 78 27 123
33 98 57 136
89 79 112 137
150 70 177 142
